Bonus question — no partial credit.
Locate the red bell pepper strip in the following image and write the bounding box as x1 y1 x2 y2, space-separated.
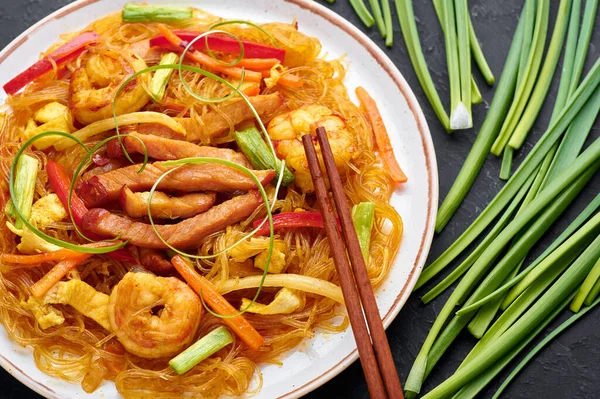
3 31 99 95
149 30 286 63
253 211 341 236
45 160 135 263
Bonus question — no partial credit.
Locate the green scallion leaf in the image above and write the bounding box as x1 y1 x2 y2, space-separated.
350 0 375 28
352 202 376 261
500 147 514 180
149 52 179 102
571 257 600 312
169 326 233 374
434 4 527 231
368 0 387 37
381 0 393 47
11 154 38 230
395 0 450 131
122 3 192 23
451 0 472 130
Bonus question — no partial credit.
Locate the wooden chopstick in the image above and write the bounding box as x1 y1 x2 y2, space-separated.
302 134 387 399
303 127 404 399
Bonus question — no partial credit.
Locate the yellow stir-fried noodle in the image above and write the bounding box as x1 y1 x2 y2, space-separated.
0 7 403 398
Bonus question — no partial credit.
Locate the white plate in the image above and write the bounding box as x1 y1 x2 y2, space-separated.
0 1 438 397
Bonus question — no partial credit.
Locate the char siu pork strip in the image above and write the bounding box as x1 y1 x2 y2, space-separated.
137 248 174 275
82 191 261 249
120 187 216 219
77 162 275 208
107 133 250 167
136 93 284 141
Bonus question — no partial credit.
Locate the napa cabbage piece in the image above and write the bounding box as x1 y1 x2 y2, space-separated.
240 288 303 315
229 237 288 273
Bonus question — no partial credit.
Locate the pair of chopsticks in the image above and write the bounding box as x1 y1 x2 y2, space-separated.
302 127 404 399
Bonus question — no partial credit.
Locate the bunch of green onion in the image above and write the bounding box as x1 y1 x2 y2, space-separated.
407 0 600 396
326 1 494 131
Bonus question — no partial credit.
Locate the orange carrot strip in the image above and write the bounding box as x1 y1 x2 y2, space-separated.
171 255 264 350
261 70 303 88
156 25 262 83
1 241 120 265
234 58 279 70
242 84 260 97
355 86 408 184
30 254 91 298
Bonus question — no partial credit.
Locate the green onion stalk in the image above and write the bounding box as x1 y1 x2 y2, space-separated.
395 0 451 131
169 326 234 374
491 0 550 155
422 233 600 398
434 2 528 232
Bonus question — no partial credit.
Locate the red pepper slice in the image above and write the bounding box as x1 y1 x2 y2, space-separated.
46 160 135 263
149 30 285 63
3 31 99 95
253 211 331 236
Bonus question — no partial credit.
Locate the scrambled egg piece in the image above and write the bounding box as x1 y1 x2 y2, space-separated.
43 280 111 331
6 194 67 254
22 296 65 330
240 288 303 315
29 193 67 227
23 102 73 150
229 237 288 274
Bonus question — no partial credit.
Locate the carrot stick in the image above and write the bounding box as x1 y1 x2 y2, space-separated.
355 86 408 184
234 58 279 70
171 255 264 350
30 254 91 298
261 70 303 88
156 25 262 83
1 241 120 265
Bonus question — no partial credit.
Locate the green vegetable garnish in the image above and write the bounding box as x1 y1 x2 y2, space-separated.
122 3 192 23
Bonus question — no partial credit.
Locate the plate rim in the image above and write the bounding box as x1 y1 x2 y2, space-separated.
0 0 439 398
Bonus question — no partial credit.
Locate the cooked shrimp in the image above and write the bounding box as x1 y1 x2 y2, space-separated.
267 104 357 192
69 52 150 125
108 272 202 359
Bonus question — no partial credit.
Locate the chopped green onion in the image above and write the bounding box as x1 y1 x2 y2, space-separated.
234 126 295 186
491 0 549 155
169 326 233 374
352 202 376 261
434 5 526 231
571 257 600 312
493 294 600 398
122 3 192 23
395 0 450 131
349 0 375 28
508 0 572 150
499 146 514 180
381 0 393 47
368 0 387 37
451 0 472 130
442 0 461 131
149 52 179 102
10 154 38 230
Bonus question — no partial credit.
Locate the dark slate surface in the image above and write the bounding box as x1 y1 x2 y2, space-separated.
0 0 598 398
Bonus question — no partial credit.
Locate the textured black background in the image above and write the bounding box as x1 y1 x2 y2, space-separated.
0 0 598 398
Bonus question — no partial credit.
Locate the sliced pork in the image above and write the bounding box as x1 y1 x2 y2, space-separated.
120 187 216 219
77 162 275 208
107 133 250 167
82 191 261 248
137 247 174 275
136 93 284 142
